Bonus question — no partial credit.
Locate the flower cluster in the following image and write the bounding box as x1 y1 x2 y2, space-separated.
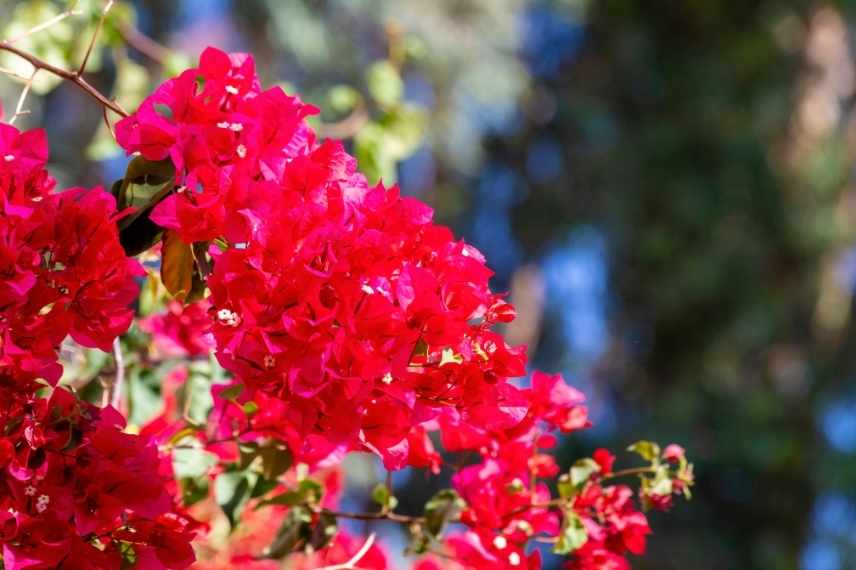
110 47 695 569
117 47 528 472
0 118 196 569
0 44 693 569
0 379 195 568
0 122 142 387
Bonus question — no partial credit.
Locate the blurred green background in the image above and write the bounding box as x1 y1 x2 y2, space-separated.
4 0 856 568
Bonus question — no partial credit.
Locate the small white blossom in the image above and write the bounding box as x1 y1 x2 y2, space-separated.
35 494 50 513
216 308 241 327
493 536 508 550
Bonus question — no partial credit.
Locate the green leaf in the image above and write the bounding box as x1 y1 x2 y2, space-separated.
179 476 210 507
371 482 398 510
557 473 573 499
215 470 255 529
117 156 175 216
219 383 244 401
424 489 464 538
256 477 323 509
263 505 312 559
115 156 175 256
258 442 293 480
554 511 588 555
256 490 303 508
172 446 218 479
570 458 600 488
251 476 279 499
328 85 361 114
627 440 661 462
366 61 403 108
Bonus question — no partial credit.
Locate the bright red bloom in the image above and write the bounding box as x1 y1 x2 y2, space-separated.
0 122 141 387
141 300 215 358
0 380 196 569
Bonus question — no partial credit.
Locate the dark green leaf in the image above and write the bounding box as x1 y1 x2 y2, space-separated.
309 511 338 550
263 505 312 559
179 476 210 507
215 470 255 529
424 489 464 538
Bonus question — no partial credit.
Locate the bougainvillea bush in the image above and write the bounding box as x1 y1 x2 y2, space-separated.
0 46 693 569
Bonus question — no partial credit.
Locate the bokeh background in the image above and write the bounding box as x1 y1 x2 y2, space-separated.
4 0 856 568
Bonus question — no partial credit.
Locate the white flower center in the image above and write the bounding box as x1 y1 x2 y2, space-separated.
217 308 241 327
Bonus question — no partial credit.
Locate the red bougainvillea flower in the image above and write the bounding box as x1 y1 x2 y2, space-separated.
141 299 215 358
0 377 196 569
0 121 141 388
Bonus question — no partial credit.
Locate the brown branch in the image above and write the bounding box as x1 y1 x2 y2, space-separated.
78 0 115 76
0 41 128 117
117 22 170 65
317 507 423 525
9 69 38 124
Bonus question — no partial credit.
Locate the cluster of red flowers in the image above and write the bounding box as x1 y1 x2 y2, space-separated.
0 117 196 569
0 45 691 569
0 379 196 568
111 47 692 569
0 121 142 386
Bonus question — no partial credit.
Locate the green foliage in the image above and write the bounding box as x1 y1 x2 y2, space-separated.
423 488 464 539
554 511 587 555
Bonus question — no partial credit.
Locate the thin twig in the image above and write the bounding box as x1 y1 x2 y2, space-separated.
77 0 115 76
317 507 422 525
0 41 128 117
117 22 170 65
9 69 38 124
317 533 376 570
0 65 31 82
110 337 124 409
102 105 117 142
5 4 82 45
